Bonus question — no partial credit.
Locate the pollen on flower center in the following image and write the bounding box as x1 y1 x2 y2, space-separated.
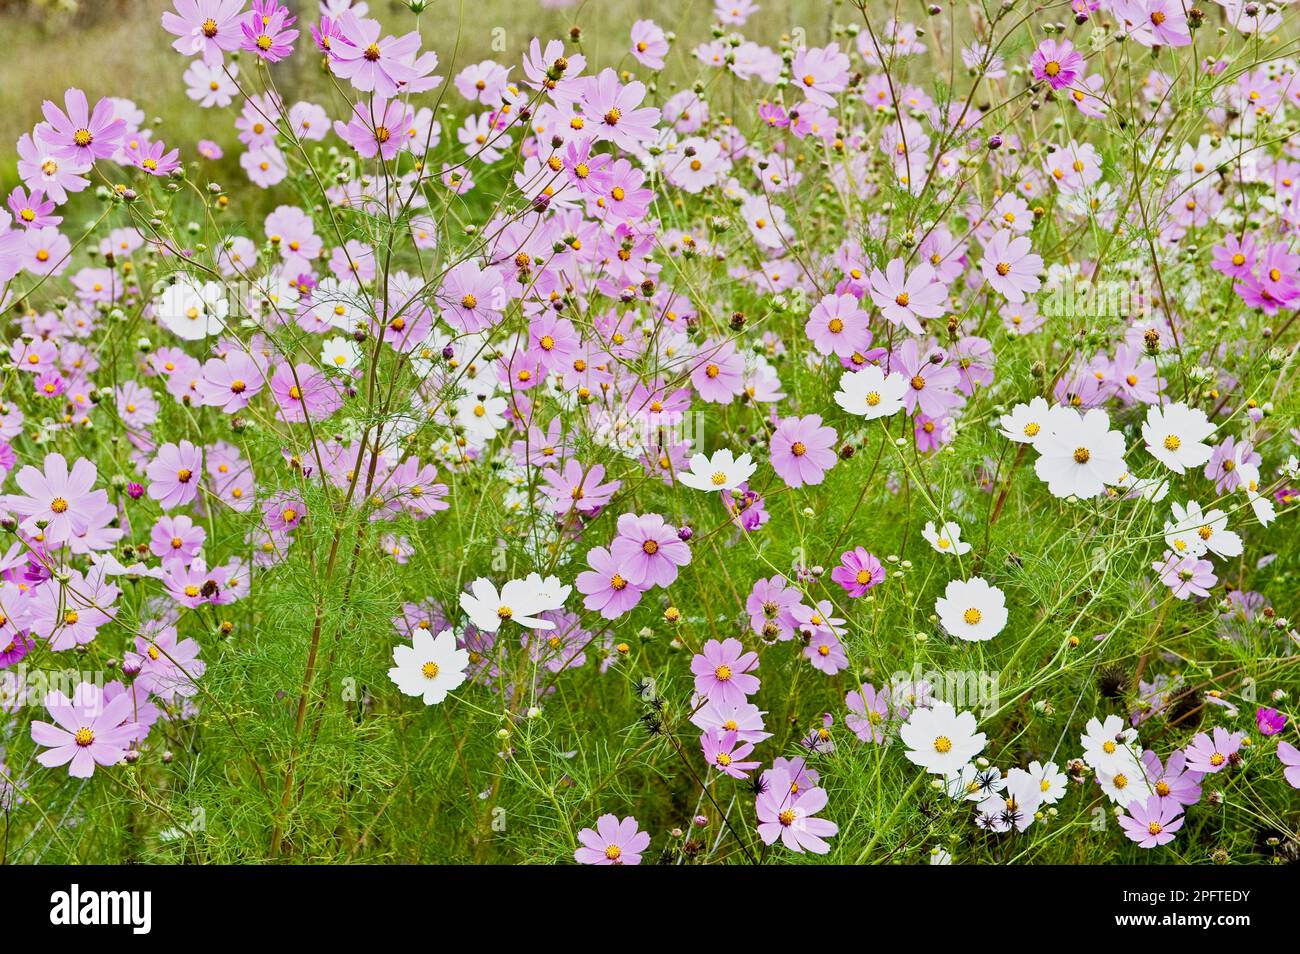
1023 422 1040 437
715 752 732 767
1155 780 1171 796
714 664 733 681
603 843 622 860
375 125 391 143
50 497 69 514
421 661 440 679
910 375 926 391
363 43 381 61
642 539 659 555
1209 752 1225 766
827 317 844 333
74 727 95 746
1163 434 1181 451
64 611 79 625
1073 447 1091 464
894 292 910 307
1044 60 1061 76
1102 740 1117 754
710 471 728 485
73 128 93 147
865 391 881 406
933 735 953 753
778 808 796 826
995 261 1011 276
1147 821 1163 835
604 107 622 125
963 608 982 625
791 441 807 457
855 569 873 585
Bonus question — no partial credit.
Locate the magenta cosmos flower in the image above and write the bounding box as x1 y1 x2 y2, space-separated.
756 768 838 854
981 230 1043 303
769 414 838 488
868 259 948 335
608 512 692 588
40 88 126 164
30 683 140 778
573 814 650 865
240 5 297 62
162 0 247 65
830 546 884 597
701 728 760 779
1256 707 1286 736
1119 795 1184 848
1184 727 1243 773
576 545 646 619
147 440 204 510
691 637 759 707
1030 38 1084 91
3 452 109 546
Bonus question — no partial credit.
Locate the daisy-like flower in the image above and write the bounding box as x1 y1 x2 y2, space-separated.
676 448 756 491
830 547 884 597
459 574 571 633
1032 406 1127 499
922 520 971 555
575 546 646 619
690 699 772 744
833 366 908 420
30 683 140 778
845 684 893 744
1029 38 1084 90
146 440 204 510
1183 727 1243 774
1028 759 1069 805
868 259 948 335
805 293 870 358
1140 749 1203 807
691 637 759 707
755 768 838 854
1152 551 1216 600
574 814 650 865
980 230 1043 303
40 88 126 164
900 702 986 775
1118 795 1184 848
935 577 1007 642
701 728 760 779
1080 714 1140 774
162 0 247 65
769 414 837 488
1097 758 1145 806
1142 402 1215 474
3 453 109 546
609 512 692 588
1164 501 1242 560
388 628 469 705
1278 741 1300 789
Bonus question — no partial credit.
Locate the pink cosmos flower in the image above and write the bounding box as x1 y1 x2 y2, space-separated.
1184 727 1244 774
691 637 760 706
438 260 504 333
630 20 669 70
333 97 412 160
1030 38 1084 91
830 547 884 597
888 339 965 418
576 545 646 619
574 814 650 865
7 187 59 230
149 513 207 560
270 362 343 423
198 351 265 412
804 631 848 674
124 626 206 701
27 568 119 650
609 512 692 588
1118 794 1184 848
1140 749 1203 807
41 88 126 164
769 414 838 488
746 575 803 642
1152 551 1216 600
1279 741 1300 789
16 132 90 205
701 728 760 779
162 0 247 65
146 440 204 510
31 683 140 778
330 11 421 96
755 767 838 854
690 338 745 403
805 293 870 358
869 259 948 335
3 453 109 546
579 68 661 152
846 684 893 743
541 460 622 516
981 229 1043 303
791 43 850 107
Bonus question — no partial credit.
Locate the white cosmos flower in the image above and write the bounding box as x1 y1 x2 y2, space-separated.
943 763 1006 801
1027 759 1068 805
935 576 1007 642
1097 753 1147 806
922 520 971 555
455 393 508 444
1033 406 1127 499
900 701 986 775
157 279 228 341
833 366 908 419
459 575 571 633
321 336 362 371
1141 402 1215 474
977 769 1042 832
388 628 469 705
1235 446 1276 526
1079 714 1139 774
1165 500 1242 559
998 396 1051 446
676 448 756 491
